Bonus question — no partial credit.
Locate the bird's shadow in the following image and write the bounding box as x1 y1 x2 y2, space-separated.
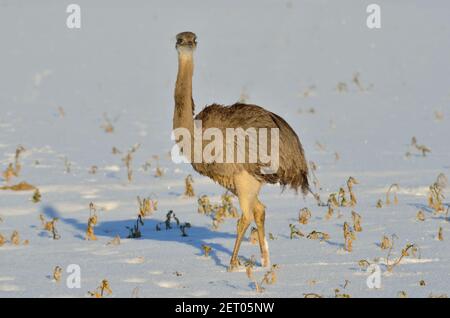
42 206 236 269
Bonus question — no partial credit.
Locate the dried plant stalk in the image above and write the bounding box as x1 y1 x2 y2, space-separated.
53 266 62 282
244 256 256 280
351 211 362 232
298 207 312 225
376 199 383 208
85 203 98 241
386 241 420 272
2 163 16 182
416 210 425 221
438 226 444 241
201 244 212 257
325 205 334 220
343 222 355 252
39 214 60 239
137 196 157 217
11 230 20 245
386 184 399 206
338 187 348 207
347 177 359 207
380 235 392 250
261 265 278 285
198 195 213 215
428 182 445 214
358 259 370 270
334 288 351 298
411 137 431 156
307 230 330 241
89 279 112 298
122 144 140 182
289 224 304 239
184 175 195 197
32 189 41 203
0 181 36 191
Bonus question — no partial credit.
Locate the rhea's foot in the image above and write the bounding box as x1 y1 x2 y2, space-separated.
227 259 242 272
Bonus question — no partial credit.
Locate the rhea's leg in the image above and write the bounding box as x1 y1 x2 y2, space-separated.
228 171 261 272
254 199 270 268
228 214 251 271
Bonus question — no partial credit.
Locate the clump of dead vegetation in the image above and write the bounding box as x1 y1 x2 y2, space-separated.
0 233 5 247
343 222 356 252
88 165 98 174
2 146 26 183
0 230 29 246
347 177 358 207
32 188 41 203
289 224 304 239
152 155 164 177
376 199 383 208
122 144 140 182
101 113 118 133
428 173 447 214
180 222 191 237
127 215 144 239
306 230 330 242
384 235 420 272
298 207 312 225
201 244 212 257
137 195 158 218
380 235 393 250
245 257 279 293
437 226 444 241
184 174 195 197
126 195 159 238
39 214 60 239
156 210 179 231
53 266 62 282
308 161 321 191
197 192 238 230
386 183 399 206
198 195 214 215
153 210 191 237
86 202 98 241
351 211 362 232
405 136 431 157
88 279 112 298
0 181 36 191
322 177 358 218
416 210 426 221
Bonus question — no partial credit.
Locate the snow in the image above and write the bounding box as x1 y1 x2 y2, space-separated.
1 0 450 298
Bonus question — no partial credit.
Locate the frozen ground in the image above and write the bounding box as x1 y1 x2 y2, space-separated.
0 0 449 297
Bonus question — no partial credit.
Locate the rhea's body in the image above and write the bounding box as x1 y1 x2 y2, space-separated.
173 31 309 270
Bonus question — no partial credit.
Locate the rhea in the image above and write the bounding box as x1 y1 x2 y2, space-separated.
173 32 309 271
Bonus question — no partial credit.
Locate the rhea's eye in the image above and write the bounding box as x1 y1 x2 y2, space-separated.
176 39 182 44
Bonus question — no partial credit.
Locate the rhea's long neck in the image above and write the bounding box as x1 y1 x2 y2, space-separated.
173 51 195 134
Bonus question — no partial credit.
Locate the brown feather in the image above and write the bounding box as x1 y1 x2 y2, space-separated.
193 103 309 194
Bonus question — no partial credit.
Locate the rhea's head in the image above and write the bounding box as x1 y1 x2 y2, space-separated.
176 31 197 54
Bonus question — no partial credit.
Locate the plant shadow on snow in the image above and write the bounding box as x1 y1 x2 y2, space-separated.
42 205 236 269
408 203 450 221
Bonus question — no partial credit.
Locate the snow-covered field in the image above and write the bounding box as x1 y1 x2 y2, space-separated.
1 0 449 297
